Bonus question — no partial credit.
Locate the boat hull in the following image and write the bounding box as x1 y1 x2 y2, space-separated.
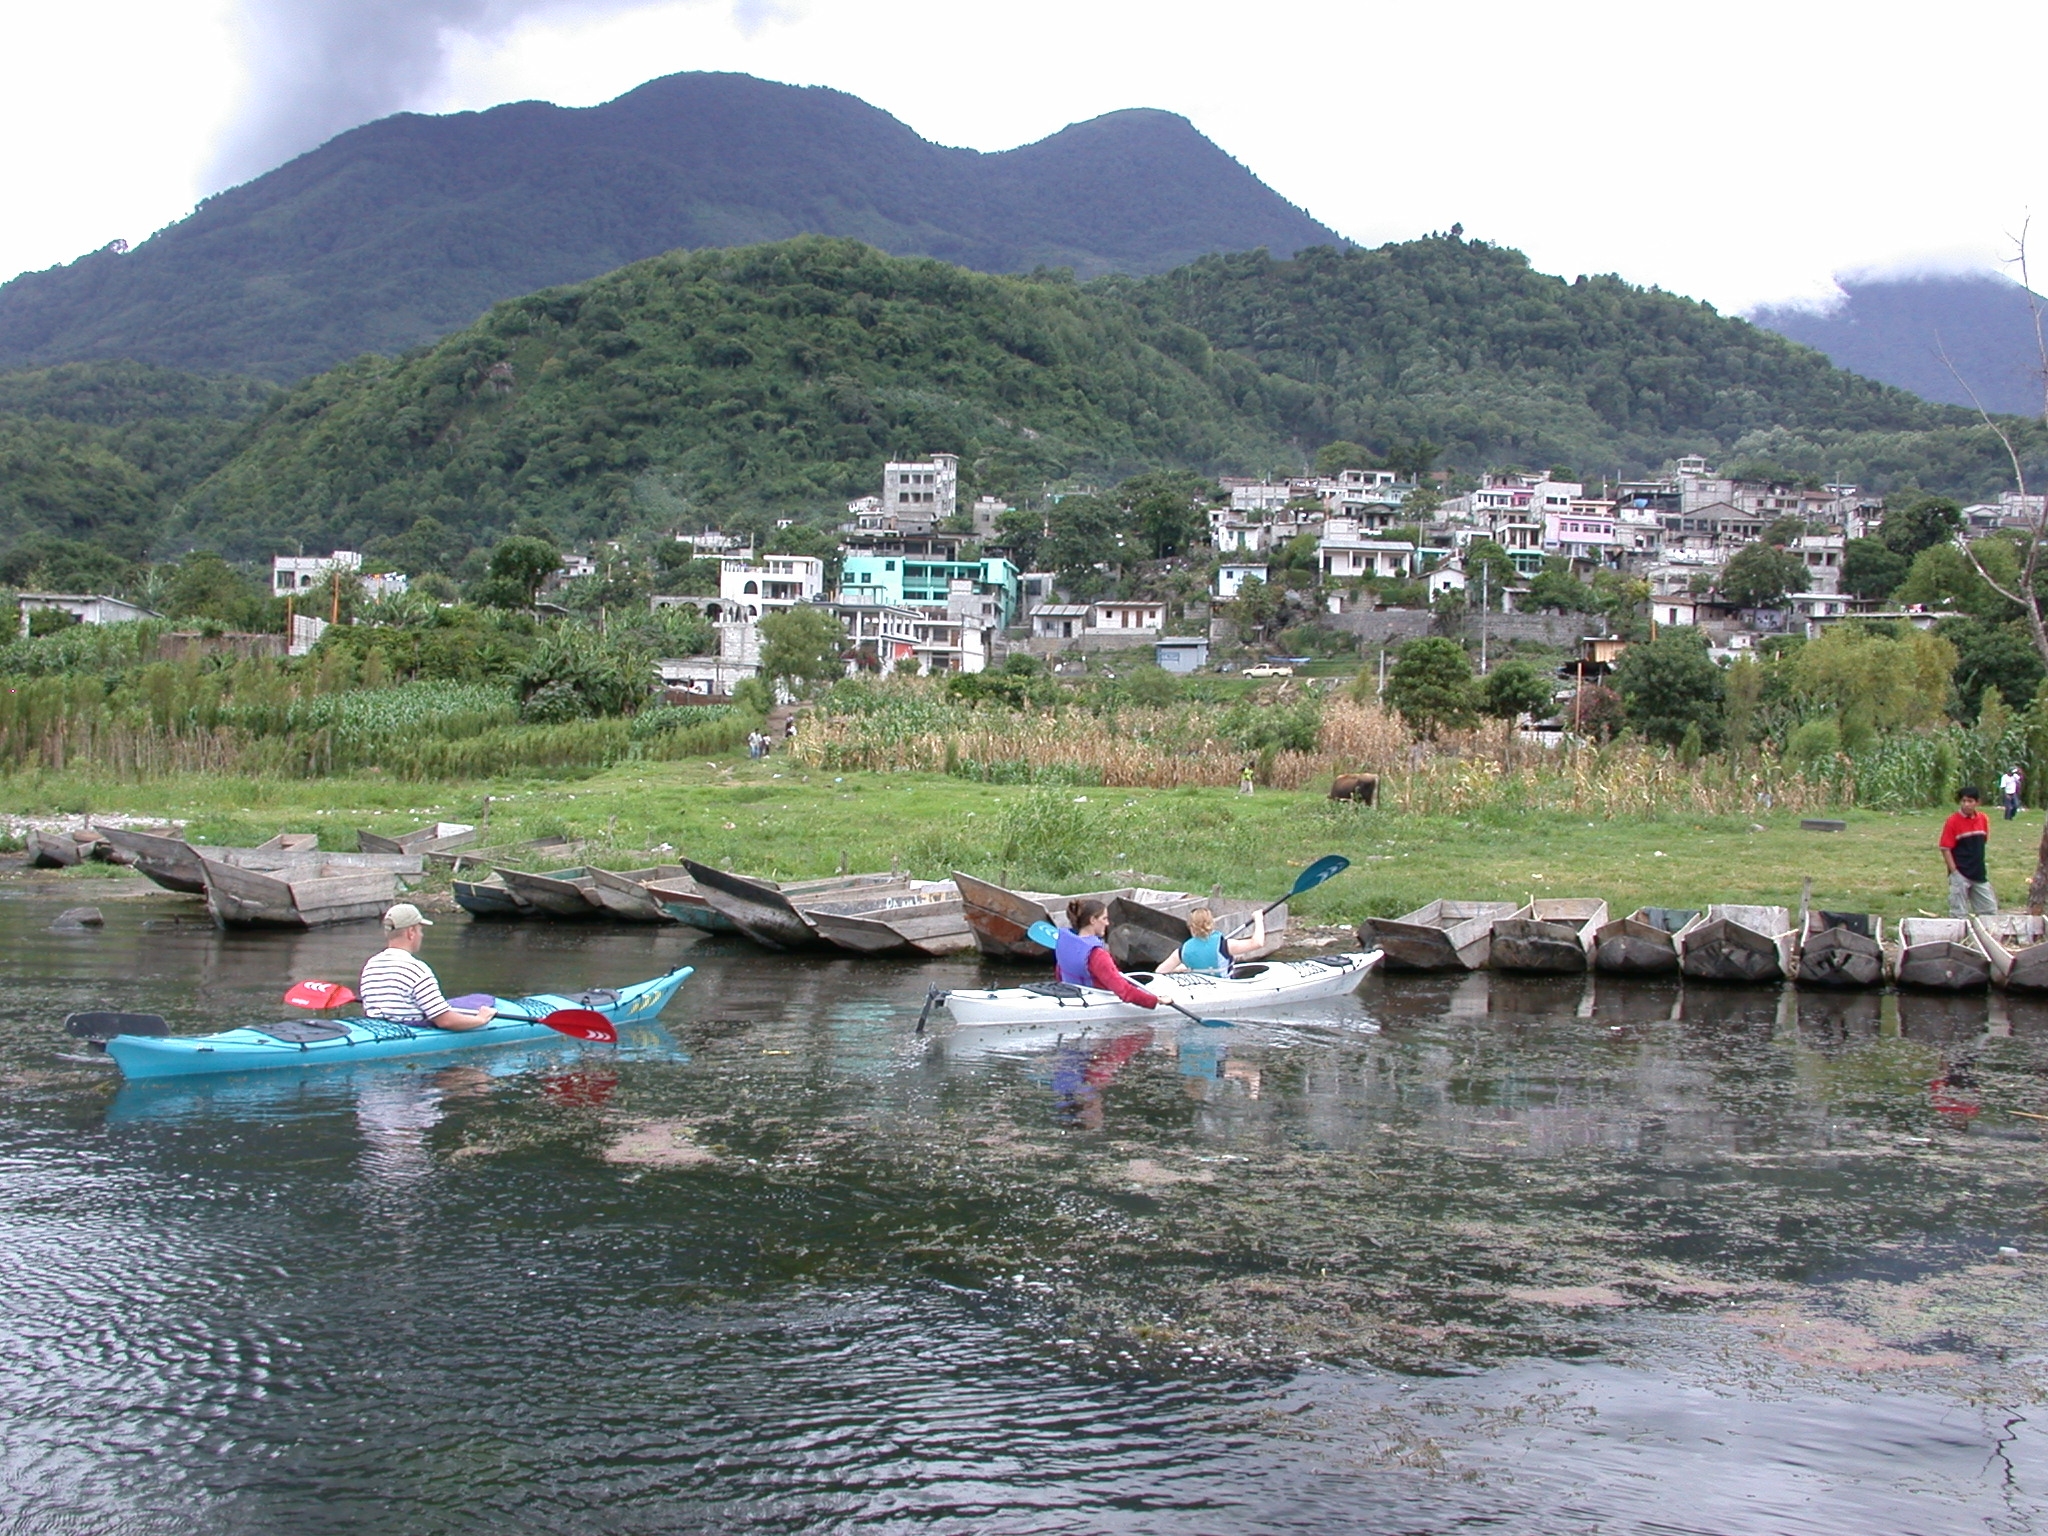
1973 914 2048 990
1362 901 1518 970
942 952 1383 1026
97 825 206 893
1796 913 1884 988
453 877 533 918
1593 908 1699 976
1893 918 1990 990
496 866 605 919
1679 906 1793 984
200 858 401 929
105 968 693 1079
681 861 904 949
586 865 689 924
953 871 1063 960
804 886 974 956
644 875 740 934
1490 901 1606 975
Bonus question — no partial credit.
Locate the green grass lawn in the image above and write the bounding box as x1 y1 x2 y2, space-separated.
1 758 2028 927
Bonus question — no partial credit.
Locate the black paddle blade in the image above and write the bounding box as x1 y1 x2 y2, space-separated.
65 1011 169 1043
915 987 948 1036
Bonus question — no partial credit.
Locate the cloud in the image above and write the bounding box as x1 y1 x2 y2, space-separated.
204 0 760 190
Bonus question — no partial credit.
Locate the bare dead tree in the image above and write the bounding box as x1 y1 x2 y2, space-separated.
1946 224 2048 907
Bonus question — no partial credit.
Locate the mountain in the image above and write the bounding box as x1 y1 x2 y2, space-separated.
171 235 2043 561
1750 273 2048 417
0 73 1339 384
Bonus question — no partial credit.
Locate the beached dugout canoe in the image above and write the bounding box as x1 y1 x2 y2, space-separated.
1362 900 1519 971
803 882 975 956
681 860 906 949
1972 913 2048 990
585 865 690 924
494 866 606 919
452 874 533 918
1891 916 1991 990
1490 898 1608 974
199 857 402 929
644 873 740 933
1795 910 1885 988
1592 907 1700 975
1677 905 1795 984
26 828 108 868
1103 893 1289 969
357 821 478 856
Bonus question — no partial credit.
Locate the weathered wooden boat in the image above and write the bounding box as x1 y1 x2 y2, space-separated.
1972 913 2048 991
95 826 326 893
951 872 1199 963
1103 893 1288 969
1360 900 1519 971
428 834 587 873
1592 907 1699 975
1794 910 1885 988
681 860 907 949
1891 917 1991 990
495 866 606 919
803 882 975 956
1675 904 1794 984
198 856 402 929
585 865 691 924
954 871 1071 960
1490 898 1608 974
452 874 533 918
26 828 108 868
644 872 740 934
357 821 478 856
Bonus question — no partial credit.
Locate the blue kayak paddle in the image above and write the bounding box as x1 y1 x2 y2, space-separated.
1025 919 1229 1029
1222 854 1351 939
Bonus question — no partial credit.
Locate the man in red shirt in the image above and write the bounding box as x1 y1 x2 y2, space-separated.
1940 787 1996 915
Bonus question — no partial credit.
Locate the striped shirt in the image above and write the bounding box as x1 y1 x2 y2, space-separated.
359 947 450 1025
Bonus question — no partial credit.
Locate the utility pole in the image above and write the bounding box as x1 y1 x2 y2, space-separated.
1479 562 1489 674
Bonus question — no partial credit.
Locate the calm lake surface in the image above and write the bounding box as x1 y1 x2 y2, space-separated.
3 882 2046 1534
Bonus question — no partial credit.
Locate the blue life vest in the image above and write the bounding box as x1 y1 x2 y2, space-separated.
1055 928 1105 986
1178 933 1229 976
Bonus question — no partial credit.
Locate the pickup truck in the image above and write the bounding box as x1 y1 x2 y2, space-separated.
1242 663 1295 678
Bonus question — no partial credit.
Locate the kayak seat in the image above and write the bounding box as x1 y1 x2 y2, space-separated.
1022 983 1088 1000
575 988 621 1008
247 1019 354 1044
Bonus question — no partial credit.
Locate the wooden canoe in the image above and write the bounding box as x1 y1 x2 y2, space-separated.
1678 905 1795 984
96 825 208 893
681 859 906 949
452 875 533 918
429 834 587 873
1361 900 1519 971
1490 898 1608 974
953 871 1068 960
26 828 107 868
1972 913 2048 991
585 865 690 924
358 821 478 856
1891 917 1991 990
802 883 976 956
1795 910 1885 989
495 866 606 919
951 872 1200 963
1593 907 1700 975
199 856 400 929
644 873 740 933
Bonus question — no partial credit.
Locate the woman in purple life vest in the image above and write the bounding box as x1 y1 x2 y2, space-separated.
1054 897 1160 1009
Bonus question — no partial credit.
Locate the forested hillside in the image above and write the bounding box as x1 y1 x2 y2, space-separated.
0 73 1337 383
171 236 2042 559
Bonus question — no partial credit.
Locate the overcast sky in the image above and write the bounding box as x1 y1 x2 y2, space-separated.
6 0 2045 315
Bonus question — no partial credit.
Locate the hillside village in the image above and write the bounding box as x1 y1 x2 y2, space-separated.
26 445 2034 721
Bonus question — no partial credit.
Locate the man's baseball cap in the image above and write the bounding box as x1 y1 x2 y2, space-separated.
382 903 433 929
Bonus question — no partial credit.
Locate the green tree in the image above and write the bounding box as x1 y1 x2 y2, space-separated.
1228 576 1284 643
1880 494 1964 558
759 604 848 696
483 535 561 606
1717 542 1810 607
1314 440 1381 475
1463 539 1516 605
1611 627 1724 747
1384 637 1478 737
164 552 271 629
1895 539 2021 620
1383 439 1442 479
1761 514 1808 546
1524 558 1598 613
1480 658 1554 720
1939 617 2045 716
367 515 460 576
1116 470 1216 559
1842 537 1908 601
1788 624 1955 731
1040 494 1124 584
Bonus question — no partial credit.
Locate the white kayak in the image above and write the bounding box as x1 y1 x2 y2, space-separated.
941 951 1382 1026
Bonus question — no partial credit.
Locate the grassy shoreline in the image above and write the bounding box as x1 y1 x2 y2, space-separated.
0 757 2030 927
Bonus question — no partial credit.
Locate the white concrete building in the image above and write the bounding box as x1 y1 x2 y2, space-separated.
718 555 827 618
16 593 157 636
1318 537 1420 582
1545 506 1618 562
884 452 958 524
1215 563 1269 600
970 496 1011 536
1030 604 1090 641
272 551 362 595
1791 532 1845 595
1089 600 1166 634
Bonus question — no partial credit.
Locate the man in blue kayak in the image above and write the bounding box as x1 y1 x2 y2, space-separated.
361 904 498 1031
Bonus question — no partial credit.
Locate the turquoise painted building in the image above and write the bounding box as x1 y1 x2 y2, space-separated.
839 555 1021 627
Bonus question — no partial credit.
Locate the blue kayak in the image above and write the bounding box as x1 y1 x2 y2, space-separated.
104 967 693 1080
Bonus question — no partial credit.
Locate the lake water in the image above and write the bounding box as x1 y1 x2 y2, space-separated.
3 884 2046 1533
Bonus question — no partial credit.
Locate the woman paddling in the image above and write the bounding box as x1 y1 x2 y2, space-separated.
1055 898 1160 1009
1156 906 1265 978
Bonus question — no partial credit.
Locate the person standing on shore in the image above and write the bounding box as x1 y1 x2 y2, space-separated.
2001 766 2023 820
1940 788 1997 916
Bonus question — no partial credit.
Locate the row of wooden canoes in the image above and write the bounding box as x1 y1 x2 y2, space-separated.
93 824 432 929
452 860 1292 968
1361 898 2048 991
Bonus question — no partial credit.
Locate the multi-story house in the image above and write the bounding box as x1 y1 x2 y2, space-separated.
718 555 826 618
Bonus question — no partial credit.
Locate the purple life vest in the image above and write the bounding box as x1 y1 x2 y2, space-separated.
1055 928 1105 987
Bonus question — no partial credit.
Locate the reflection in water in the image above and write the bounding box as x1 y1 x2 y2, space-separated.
1 888 2046 1531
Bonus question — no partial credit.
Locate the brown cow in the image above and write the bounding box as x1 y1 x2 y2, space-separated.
1328 773 1378 805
